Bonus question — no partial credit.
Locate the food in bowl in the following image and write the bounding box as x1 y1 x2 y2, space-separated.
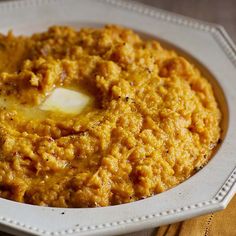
0 25 221 207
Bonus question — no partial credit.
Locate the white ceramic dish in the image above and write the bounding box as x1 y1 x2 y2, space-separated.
0 0 235 235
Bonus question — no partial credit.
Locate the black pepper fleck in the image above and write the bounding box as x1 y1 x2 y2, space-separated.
217 138 222 144
194 165 204 172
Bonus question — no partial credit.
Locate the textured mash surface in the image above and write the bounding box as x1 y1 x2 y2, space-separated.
0 25 221 207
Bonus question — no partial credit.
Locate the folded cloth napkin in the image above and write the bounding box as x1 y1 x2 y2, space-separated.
156 195 236 236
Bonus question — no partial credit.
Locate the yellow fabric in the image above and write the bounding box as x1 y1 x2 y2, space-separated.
156 195 236 236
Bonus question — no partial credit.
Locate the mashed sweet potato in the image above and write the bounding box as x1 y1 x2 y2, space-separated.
0 25 221 207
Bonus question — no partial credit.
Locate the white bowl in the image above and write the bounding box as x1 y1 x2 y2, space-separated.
0 0 235 235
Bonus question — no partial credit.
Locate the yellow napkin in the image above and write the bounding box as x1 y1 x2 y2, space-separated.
156 195 236 236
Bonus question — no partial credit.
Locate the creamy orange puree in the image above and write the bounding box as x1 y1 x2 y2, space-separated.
0 25 221 207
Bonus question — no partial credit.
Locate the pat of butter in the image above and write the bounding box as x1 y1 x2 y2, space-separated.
40 88 91 114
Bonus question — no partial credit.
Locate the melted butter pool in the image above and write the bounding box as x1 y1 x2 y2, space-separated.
40 88 92 114
0 87 94 120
